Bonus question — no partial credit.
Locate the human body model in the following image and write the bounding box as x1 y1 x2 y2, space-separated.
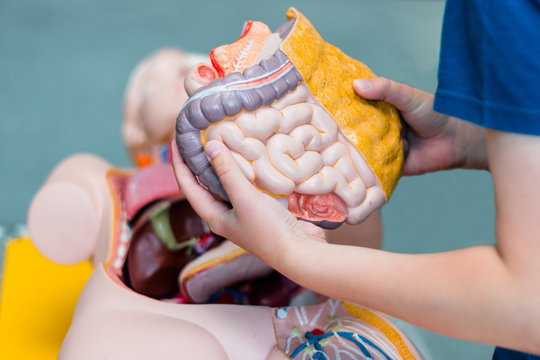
27 47 421 359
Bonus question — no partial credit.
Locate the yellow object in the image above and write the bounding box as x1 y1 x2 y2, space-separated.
281 8 404 197
0 237 93 359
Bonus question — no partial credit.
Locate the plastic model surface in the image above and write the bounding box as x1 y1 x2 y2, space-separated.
177 8 403 229
25 31 420 360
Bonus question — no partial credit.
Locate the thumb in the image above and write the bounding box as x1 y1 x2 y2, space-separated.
205 140 257 204
353 77 425 114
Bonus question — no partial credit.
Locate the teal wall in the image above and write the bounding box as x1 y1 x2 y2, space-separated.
0 0 495 358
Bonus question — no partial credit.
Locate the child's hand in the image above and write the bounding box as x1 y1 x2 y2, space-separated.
171 139 326 266
354 77 488 175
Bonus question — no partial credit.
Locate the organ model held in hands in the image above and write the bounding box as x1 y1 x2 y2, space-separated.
177 8 404 229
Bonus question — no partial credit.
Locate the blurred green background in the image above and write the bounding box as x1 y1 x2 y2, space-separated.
0 0 495 358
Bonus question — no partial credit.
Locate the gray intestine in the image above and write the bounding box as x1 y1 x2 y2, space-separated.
176 50 302 201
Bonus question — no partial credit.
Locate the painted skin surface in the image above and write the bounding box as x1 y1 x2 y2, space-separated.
177 10 402 229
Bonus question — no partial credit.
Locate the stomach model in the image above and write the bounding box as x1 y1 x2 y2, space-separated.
176 8 404 229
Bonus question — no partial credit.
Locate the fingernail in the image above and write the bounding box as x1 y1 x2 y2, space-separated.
355 79 372 91
205 141 224 159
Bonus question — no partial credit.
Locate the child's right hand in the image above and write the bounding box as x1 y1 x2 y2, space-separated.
353 77 488 175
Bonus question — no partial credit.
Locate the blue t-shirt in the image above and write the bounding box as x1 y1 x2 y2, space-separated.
494 348 540 360
434 0 540 136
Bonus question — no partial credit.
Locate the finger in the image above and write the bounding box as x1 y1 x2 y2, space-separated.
205 140 263 208
171 139 229 225
353 77 428 114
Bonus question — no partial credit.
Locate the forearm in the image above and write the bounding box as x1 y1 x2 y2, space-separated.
272 239 540 353
172 128 540 353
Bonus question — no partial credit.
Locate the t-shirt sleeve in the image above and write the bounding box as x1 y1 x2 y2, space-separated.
434 0 540 136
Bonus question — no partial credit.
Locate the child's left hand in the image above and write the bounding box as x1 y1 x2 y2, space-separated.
171 139 326 267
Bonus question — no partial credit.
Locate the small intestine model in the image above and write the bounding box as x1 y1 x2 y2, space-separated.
26 9 421 360
177 8 404 229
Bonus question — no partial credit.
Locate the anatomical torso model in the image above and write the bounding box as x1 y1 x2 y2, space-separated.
27 9 421 360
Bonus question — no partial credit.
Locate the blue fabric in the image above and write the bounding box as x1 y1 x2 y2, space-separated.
493 347 540 360
434 0 540 136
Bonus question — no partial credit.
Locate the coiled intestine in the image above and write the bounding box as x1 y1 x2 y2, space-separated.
176 51 386 226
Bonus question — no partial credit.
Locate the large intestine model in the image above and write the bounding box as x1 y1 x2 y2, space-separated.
27 8 421 360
